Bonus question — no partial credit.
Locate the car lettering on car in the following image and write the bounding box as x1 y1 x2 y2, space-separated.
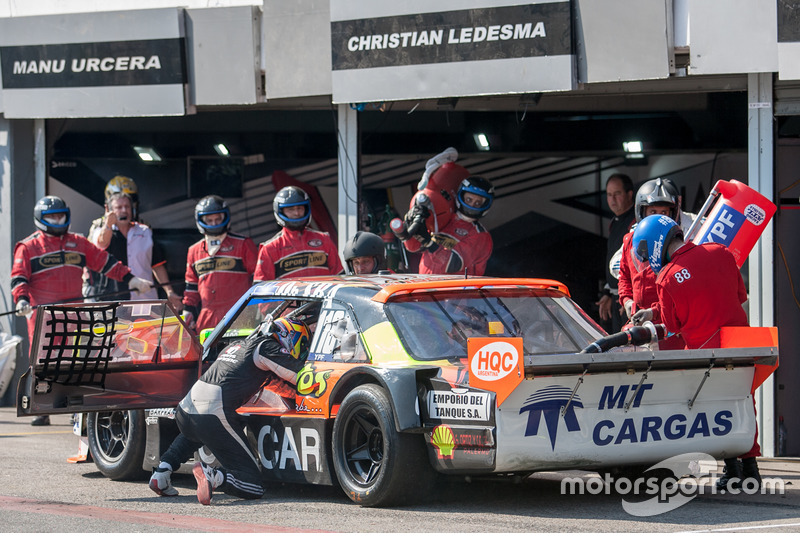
258 423 322 472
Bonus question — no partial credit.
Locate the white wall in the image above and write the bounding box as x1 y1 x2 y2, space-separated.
0 1 259 18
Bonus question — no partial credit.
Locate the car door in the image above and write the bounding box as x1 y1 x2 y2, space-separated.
17 300 202 418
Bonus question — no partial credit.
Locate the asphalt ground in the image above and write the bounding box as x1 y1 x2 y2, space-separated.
2 408 800 532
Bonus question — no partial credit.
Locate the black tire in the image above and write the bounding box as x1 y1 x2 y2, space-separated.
87 410 148 481
332 384 433 507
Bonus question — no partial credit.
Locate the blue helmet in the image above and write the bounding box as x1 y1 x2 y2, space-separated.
456 177 494 219
34 196 71 236
631 215 684 274
274 186 311 230
195 195 231 236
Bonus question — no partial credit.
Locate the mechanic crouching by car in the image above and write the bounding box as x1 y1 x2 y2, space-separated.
630 214 762 492
343 231 388 275
149 317 311 504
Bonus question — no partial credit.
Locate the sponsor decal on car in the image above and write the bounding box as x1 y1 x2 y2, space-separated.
258 422 323 473
255 280 338 299
427 388 490 421
431 424 455 458
519 385 583 450
296 364 333 397
520 383 734 449
145 407 176 425
467 337 523 405
295 398 324 414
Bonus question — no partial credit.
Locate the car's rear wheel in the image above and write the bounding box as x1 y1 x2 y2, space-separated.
87 410 148 480
332 384 433 507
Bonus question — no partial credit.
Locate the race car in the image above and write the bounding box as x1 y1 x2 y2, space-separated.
17 274 778 507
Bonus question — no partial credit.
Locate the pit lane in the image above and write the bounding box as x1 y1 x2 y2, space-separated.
2 409 799 533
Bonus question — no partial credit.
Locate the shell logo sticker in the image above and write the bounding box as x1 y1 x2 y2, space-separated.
431 425 455 458
467 337 523 406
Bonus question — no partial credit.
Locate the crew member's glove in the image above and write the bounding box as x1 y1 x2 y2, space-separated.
624 299 634 319
128 276 152 293
412 223 433 247
409 202 430 222
181 311 196 329
15 300 33 318
404 208 426 235
632 308 653 326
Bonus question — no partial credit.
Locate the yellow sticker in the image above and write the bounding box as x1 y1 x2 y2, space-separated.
488 321 504 335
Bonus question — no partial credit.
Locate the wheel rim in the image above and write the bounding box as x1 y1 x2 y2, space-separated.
92 411 130 463
342 404 384 487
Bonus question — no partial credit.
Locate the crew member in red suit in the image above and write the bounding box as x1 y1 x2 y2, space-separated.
182 195 258 332
254 186 342 281
401 177 494 275
616 178 693 349
12 196 150 425
631 214 760 492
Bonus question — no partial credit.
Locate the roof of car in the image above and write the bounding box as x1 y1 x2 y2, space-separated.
250 274 570 302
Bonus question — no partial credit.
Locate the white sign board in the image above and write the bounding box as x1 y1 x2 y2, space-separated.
330 0 574 104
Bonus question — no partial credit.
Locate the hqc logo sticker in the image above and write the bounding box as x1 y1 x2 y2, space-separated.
467 337 523 406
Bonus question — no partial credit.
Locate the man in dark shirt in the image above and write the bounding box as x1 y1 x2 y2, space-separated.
148 317 310 504
596 173 635 333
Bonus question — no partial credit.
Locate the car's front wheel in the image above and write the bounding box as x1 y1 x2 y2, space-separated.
87 410 148 480
332 384 433 507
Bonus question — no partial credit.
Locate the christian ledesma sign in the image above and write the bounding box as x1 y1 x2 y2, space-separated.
330 1 574 104
0 10 186 118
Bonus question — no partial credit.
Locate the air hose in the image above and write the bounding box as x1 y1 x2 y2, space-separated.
580 323 666 354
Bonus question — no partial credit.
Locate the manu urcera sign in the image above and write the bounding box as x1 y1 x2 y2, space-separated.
1 39 185 89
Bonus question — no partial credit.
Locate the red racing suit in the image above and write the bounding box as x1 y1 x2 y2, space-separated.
655 242 748 350
655 241 757 458
254 227 342 281
618 232 661 320
619 232 686 349
11 230 133 345
403 213 492 275
183 233 258 332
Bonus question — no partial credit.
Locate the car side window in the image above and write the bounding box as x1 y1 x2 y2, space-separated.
307 301 367 363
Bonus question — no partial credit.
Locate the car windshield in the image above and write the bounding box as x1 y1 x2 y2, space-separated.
385 288 604 361
202 297 321 360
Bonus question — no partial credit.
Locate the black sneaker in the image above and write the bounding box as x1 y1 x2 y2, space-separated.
716 458 743 491
741 457 762 491
31 415 50 426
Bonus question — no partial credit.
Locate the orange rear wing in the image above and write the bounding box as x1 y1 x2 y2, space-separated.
720 326 779 394
372 277 570 303
719 326 778 349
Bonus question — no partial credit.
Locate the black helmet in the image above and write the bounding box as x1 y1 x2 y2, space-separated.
195 195 231 236
343 231 386 275
105 175 139 220
34 196 71 236
634 177 680 222
456 177 494 219
274 186 310 230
